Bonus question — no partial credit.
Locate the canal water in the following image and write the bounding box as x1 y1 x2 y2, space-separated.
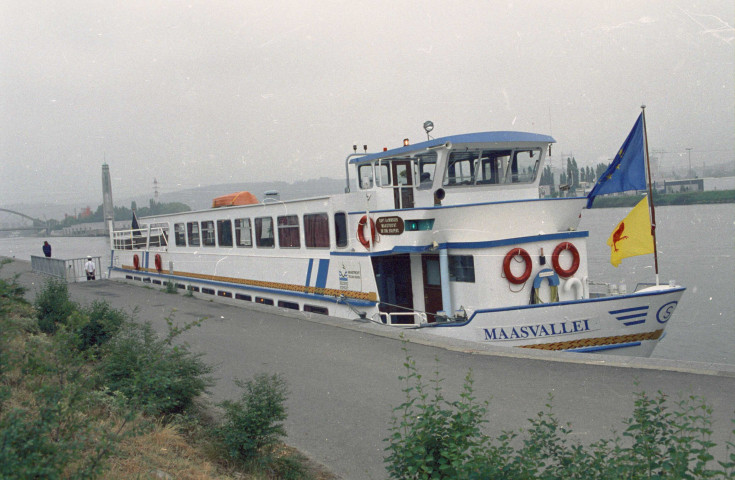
1 203 733 365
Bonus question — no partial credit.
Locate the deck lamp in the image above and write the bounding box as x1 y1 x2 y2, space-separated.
423 120 434 140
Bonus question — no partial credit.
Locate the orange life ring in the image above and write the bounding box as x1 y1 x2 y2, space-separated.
357 215 376 249
133 254 140 270
503 248 532 284
552 242 580 277
154 254 162 272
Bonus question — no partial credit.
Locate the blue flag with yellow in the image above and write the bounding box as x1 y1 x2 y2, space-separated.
586 113 646 208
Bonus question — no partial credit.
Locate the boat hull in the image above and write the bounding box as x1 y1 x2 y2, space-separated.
425 285 685 356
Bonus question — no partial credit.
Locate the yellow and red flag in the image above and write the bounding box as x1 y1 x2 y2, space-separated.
606 196 654 267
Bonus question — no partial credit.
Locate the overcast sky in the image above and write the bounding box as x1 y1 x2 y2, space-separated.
1 0 733 207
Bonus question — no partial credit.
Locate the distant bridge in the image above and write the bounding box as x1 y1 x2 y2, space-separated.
0 208 49 233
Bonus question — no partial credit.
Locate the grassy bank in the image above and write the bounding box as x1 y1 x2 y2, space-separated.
0 262 335 480
590 189 735 208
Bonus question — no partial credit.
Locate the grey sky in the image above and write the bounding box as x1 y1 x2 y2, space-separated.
1 0 733 206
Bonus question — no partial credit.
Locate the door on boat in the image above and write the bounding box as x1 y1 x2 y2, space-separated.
372 254 414 324
391 160 414 209
421 254 443 323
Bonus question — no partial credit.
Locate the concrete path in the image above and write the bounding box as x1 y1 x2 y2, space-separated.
4 258 735 480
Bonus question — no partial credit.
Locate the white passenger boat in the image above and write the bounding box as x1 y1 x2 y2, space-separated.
108 128 684 356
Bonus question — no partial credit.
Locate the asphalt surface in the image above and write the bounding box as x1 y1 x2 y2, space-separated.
4 258 735 480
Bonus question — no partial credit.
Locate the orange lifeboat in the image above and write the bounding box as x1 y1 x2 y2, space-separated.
211 191 258 208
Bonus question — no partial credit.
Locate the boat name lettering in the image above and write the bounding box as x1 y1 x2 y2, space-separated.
483 319 592 341
376 216 404 235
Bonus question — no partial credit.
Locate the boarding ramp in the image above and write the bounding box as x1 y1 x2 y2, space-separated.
31 255 103 283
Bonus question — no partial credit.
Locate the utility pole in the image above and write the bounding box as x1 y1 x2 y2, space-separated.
686 148 692 178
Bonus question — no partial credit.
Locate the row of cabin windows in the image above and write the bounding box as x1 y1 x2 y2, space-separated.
357 148 541 190
174 213 348 249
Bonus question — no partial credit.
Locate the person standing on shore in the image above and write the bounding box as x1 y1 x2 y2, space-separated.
42 241 51 257
84 256 96 280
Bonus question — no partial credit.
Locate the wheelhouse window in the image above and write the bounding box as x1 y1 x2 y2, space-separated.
174 223 186 246
277 215 300 248
187 222 200 247
334 212 347 248
255 217 274 248
304 213 329 248
443 149 540 187
417 152 437 189
201 221 215 246
449 255 475 282
358 164 374 189
235 218 252 247
217 219 233 247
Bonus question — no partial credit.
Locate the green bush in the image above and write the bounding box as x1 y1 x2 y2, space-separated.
214 373 289 464
100 319 213 416
385 350 488 479
76 301 126 351
385 346 735 479
1 316 127 480
34 278 75 334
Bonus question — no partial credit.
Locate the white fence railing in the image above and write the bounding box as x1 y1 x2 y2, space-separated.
31 256 103 283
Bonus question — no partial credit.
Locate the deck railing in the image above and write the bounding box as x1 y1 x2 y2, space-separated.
31 255 103 283
111 226 168 251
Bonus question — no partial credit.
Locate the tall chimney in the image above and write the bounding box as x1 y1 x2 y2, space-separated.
102 163 114 235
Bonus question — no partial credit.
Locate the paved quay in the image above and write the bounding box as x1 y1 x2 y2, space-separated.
4 258 735 480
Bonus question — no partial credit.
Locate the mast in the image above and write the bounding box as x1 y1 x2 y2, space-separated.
641 105 660 285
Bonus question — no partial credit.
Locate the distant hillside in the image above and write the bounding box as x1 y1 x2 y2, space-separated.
157 177 346 210
1 178 347 223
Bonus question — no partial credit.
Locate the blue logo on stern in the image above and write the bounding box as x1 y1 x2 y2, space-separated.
656 302 678 324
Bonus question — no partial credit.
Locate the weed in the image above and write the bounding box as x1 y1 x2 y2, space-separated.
34 278 75 334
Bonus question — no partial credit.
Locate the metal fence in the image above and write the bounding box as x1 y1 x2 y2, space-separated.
31 256 103 283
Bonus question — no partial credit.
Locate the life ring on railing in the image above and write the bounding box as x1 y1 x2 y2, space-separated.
503 248 532 284
357 215 376 249
133 254 140 270
154 254 162 272
552 242 580 277
531 269 560 304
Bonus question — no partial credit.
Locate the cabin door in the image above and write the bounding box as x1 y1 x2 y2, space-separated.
372 254 414 324
421 254 443 323
391 161 414 209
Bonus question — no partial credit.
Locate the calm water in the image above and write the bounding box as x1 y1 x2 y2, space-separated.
2 203 733 365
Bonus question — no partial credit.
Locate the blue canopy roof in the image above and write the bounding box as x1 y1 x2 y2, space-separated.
349 131 555 164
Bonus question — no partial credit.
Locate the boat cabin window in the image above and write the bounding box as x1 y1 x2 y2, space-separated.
201 221 215 247
255 217 275 248
334 212 348 248
449 255 475 283
358 162 390 189
174 223 186 246
507 150 539 183
187 222 200 247
304 213 329 248
217 219 233 247
416 153 437 190
277 215 300 248
443 148 541 187
234 218 252 247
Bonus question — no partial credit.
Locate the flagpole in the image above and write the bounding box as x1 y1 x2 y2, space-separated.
641 105 660 285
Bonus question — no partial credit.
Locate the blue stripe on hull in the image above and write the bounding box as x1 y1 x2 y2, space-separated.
315 259 329 288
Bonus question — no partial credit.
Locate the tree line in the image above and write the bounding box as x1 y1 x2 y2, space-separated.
48 199 191 231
